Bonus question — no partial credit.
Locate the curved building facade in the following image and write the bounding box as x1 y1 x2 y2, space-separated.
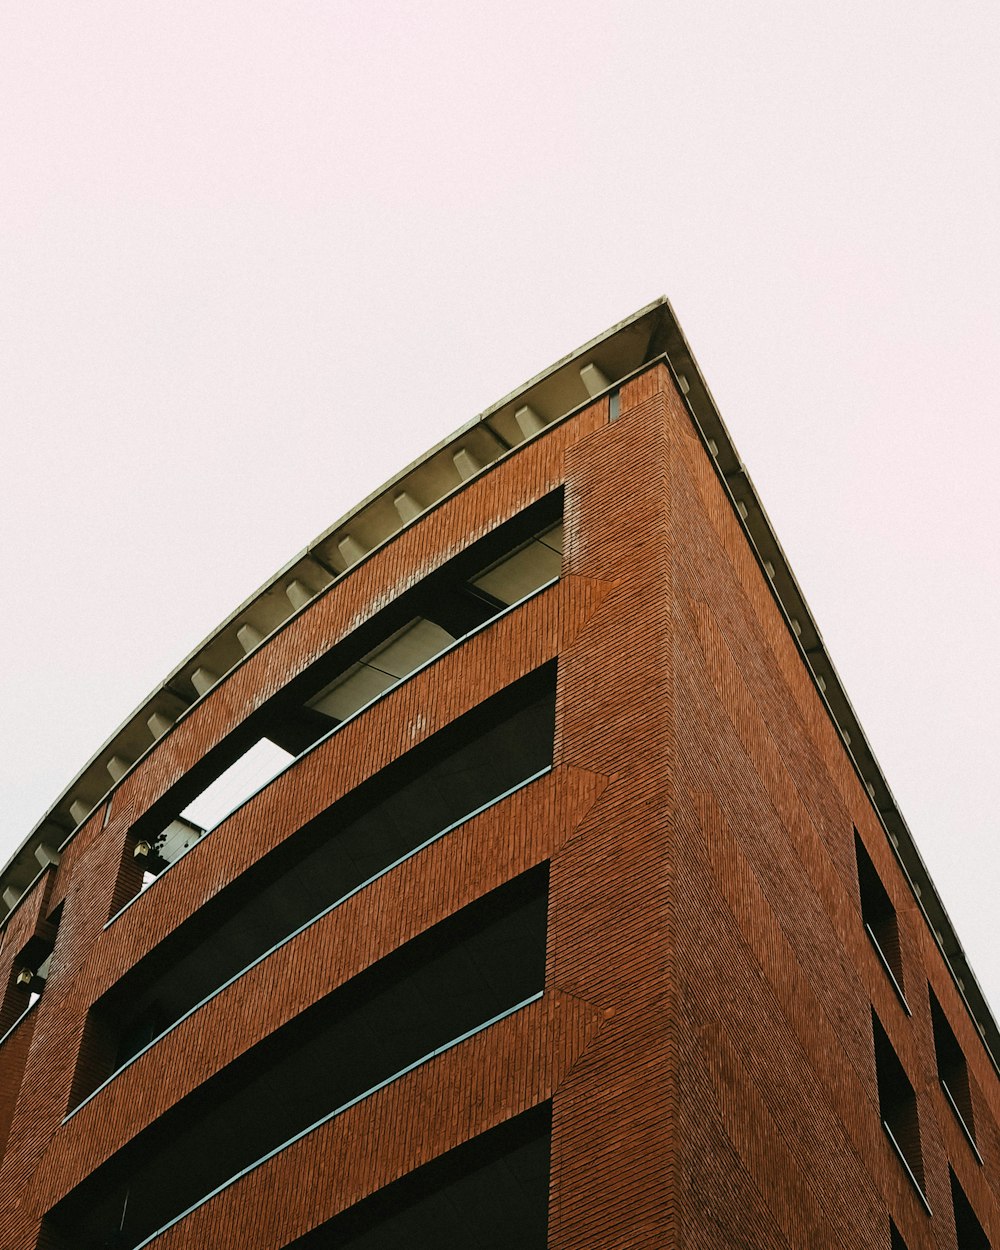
1 300 997 1248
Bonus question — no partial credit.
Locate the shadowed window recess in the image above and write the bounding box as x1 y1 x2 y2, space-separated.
70 668 555 1110
930 986 980 1157
871 1010 926 1205
48 868 549 1250
889 1218 909 1250
285 1104 551 1250
112 495 563 909
0 903 61 1038
950 1166 990 1250
855 831 907 1008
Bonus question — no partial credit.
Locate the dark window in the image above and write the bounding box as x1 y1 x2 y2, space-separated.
890 1218 909 1250
286 1104 551 1250
469 521 562 607
48 867 549 1250
872 1010 926 1200
855 831 907 1006
110 493 563 914
0 902 61 1037
930 987 979 1154
70 668 555 1110
951 1167 990 1250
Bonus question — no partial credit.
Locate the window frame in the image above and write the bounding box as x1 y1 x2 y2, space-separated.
855 830 910 1014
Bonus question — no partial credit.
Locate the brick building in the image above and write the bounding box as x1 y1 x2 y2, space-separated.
0 299 996 1248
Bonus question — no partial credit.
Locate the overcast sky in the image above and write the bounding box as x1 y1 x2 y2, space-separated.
2 3 998 1015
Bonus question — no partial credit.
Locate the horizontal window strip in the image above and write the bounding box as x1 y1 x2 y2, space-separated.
68 765 551 1121
134 991 544 1250
105 575 558 928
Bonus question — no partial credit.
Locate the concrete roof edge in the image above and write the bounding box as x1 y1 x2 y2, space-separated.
660 301 1000 1073
1 298 669 897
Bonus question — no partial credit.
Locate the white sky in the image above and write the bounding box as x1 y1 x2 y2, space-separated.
2 4 998 1015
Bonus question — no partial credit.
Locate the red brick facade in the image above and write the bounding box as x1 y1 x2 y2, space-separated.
1 355 996 1248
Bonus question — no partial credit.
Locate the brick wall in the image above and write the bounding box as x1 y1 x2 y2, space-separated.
668 368 999 1249
1 362 996 1249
